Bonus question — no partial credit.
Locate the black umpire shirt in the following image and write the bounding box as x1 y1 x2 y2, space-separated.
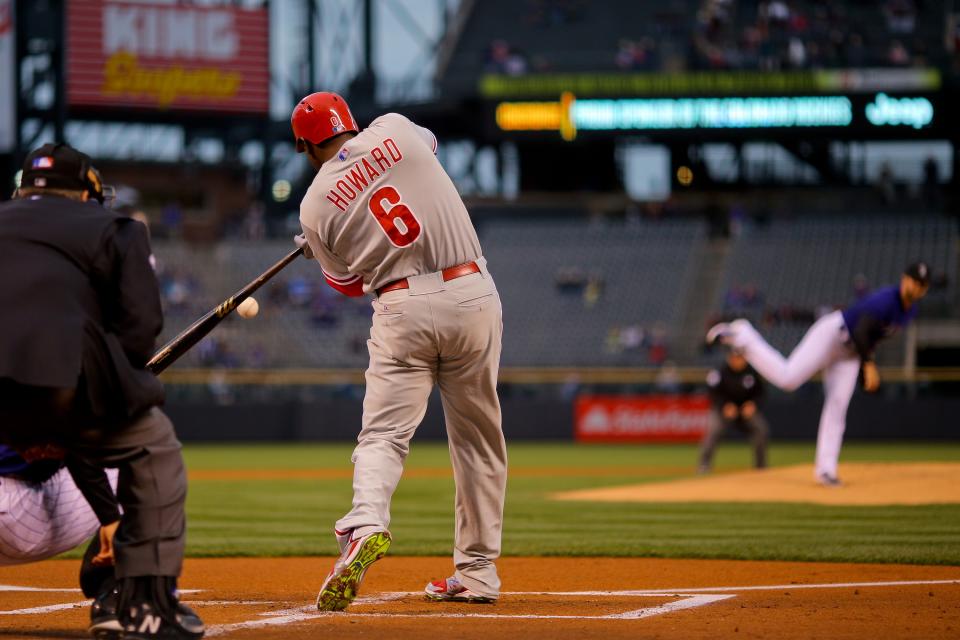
706 363 764 409
0 194 164 420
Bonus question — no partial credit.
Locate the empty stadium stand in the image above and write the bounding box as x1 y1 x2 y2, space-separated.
152 214 957 370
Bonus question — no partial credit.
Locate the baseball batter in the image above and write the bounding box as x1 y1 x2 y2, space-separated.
292 92 506 610
707 262 930 485
0 443 119 565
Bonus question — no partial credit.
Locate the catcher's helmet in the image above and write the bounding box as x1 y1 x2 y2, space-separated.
291 92 358 152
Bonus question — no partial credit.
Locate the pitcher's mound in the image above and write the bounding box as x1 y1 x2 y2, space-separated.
553 462 960 506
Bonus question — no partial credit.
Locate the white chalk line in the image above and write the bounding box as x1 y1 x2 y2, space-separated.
0 600 90 615
0 585 80 593
519 578 960 596
4 579 959 634
0 586 203 616
204 578 960 635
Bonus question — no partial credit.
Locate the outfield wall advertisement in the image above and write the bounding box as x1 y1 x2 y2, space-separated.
574 395 711 443
66 0 269 114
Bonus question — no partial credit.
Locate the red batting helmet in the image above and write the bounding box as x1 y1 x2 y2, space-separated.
291 92 359 152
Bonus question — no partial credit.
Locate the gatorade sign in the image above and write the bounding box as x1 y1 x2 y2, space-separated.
575 395 711 443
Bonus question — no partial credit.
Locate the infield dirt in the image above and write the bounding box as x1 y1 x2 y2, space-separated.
554 462 960 505
2 557 958 639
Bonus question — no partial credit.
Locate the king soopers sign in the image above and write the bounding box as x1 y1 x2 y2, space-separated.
67 0 269 114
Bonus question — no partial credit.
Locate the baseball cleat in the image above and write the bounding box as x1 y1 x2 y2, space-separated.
424 576 496 604
88 582 122 640
817 473 843 487
705 322 732 347
316 530 392 611
114 576 205 640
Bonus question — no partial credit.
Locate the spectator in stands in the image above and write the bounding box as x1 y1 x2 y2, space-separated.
648 324 669 366
723 283 763 313
698 348 768 474
741 283 764 310
583 271 604 308
788 37 807 67
844 33 866 66
160 201 182 237
287 276 312 307
852 273 870 301
615 39 654 70
485 40 528 75
310 297 339 328
884 0 917 35
157 266 199 314
887 39 911 65
655 361 682 394
555 266 586 294
765 0 790 27
619 324 645 352
605 326 622 355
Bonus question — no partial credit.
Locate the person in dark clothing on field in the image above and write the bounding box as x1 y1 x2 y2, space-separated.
698 349 769 473
0 143 204 639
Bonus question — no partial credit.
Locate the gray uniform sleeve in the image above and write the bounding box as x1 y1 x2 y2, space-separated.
301 224 360 286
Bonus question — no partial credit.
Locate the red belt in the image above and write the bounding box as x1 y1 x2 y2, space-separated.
376 261 480 296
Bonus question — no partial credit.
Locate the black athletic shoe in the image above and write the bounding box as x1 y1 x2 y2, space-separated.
117 576 205 640
817 473 842 487
88 580 122 640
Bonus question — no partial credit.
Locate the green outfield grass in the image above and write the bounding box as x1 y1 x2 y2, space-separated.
168 441 960 565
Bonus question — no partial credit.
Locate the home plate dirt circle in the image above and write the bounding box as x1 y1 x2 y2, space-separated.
2 557 958 639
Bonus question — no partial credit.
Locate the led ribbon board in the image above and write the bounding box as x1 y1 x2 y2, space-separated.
496 93 934 140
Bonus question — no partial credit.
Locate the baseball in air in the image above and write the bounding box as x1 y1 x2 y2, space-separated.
237 297 259 319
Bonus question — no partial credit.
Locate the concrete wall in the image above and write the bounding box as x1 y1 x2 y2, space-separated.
166 388 959 442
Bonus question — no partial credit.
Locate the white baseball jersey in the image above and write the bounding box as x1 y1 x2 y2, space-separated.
0 467 119 565
300 113 483 293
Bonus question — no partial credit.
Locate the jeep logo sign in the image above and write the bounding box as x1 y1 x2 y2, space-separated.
865 93 933 130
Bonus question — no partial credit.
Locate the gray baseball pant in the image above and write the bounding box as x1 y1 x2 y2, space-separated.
698 408 769 471
71 408 187 578
336 263 507 599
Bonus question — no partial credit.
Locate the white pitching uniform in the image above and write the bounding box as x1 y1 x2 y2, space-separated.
715 284 919 482
300 113 506 599
0 467 119 565
720 313 859 481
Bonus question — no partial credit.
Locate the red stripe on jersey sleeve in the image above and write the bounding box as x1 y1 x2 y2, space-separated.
324 276 365 297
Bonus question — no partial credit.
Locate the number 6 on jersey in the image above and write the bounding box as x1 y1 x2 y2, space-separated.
369 185 422 247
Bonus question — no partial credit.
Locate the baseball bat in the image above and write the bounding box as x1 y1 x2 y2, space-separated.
146 246 304 375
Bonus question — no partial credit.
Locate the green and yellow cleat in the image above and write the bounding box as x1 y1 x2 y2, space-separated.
316 530 392 611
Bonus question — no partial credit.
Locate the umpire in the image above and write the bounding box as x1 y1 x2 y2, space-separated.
0 143 203 639
698 348 769 473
